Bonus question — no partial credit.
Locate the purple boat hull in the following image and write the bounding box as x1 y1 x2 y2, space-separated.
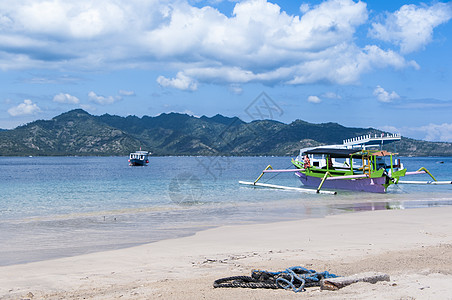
295 172 387 193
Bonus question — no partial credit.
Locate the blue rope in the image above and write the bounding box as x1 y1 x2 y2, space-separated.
253 266 339 293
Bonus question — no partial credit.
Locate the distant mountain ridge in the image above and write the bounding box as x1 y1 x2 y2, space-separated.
0 109 451 156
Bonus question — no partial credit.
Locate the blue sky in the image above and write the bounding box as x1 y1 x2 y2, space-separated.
1 0 451 142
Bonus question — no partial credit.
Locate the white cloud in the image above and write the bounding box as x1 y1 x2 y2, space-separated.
0 0 441 86
7 99 41 116
307 95 321 103
420 123 452 142
80 104 96 112
53 93 80 104
373 85 400 102
322 92 341 99
299 3 310 14
370 3 452 53
25 75 80 84
380 123 452 142
9 1 127 39
229 84 243 95
88 91 119 105
182 110 198 117
87 90 133 104
157 72 198 91
378 125 399 135
119 90 135 96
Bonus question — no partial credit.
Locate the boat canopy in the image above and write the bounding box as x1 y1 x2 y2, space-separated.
370 150 396 156
303 148 360 158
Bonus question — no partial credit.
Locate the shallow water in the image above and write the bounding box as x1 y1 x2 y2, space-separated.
0 156 451 266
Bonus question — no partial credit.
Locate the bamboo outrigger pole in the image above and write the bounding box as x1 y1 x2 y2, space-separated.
398 167 451 185
397 180 452 185
238 181 337 195
239 165 337 195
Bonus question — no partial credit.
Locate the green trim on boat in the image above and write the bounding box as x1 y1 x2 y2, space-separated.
370 169 384 178
392 169 407 183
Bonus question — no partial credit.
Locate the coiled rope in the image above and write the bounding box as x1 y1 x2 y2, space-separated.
213 266 339 292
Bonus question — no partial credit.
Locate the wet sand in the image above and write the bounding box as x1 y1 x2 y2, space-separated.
1 206 452 299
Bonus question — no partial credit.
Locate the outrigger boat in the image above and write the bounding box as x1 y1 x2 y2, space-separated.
291 147 407 193
240 133 450 194
128 149 150 166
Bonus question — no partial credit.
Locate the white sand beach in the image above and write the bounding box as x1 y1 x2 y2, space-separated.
1 206 452 299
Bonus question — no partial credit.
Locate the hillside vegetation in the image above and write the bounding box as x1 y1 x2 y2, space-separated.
0 109 450 156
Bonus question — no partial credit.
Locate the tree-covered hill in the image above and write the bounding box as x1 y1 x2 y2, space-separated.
0 109 451 156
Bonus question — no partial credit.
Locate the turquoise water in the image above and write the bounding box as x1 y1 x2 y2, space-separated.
0 156 451 265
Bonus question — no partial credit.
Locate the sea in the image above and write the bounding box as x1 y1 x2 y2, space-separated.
0 156 451 266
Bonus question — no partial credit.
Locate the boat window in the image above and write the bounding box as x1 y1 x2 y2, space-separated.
376 157 388 169
334 158 346 164
350 158 360 169
334 158 351 168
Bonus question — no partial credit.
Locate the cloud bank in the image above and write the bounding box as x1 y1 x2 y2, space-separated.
381 123 452 143
1 0 450 90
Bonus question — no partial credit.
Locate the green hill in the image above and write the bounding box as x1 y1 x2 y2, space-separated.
0 110 141 156
0 109 451 156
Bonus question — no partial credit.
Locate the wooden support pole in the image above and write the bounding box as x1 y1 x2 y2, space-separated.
416 167 437 182
316 171 331 193
253 165 273 184
321 272 390 290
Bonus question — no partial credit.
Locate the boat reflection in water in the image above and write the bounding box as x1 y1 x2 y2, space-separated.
334 199 452 212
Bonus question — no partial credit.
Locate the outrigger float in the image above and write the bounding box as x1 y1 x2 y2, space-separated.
240 133 451 194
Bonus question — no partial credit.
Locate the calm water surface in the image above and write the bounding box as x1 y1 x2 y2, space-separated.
0 156 451 265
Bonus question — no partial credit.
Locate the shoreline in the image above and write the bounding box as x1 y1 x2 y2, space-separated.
1 206 452 299
3 196 450 268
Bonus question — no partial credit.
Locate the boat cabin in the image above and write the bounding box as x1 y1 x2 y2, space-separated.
294 148 403 176
129 152 147 161
128 150 150 166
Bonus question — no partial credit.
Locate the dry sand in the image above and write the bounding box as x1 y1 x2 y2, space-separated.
1 206 452 299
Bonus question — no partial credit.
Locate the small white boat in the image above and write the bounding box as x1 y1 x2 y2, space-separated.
128 150 150 166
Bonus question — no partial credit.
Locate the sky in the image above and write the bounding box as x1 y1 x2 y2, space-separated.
1 0 451 142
